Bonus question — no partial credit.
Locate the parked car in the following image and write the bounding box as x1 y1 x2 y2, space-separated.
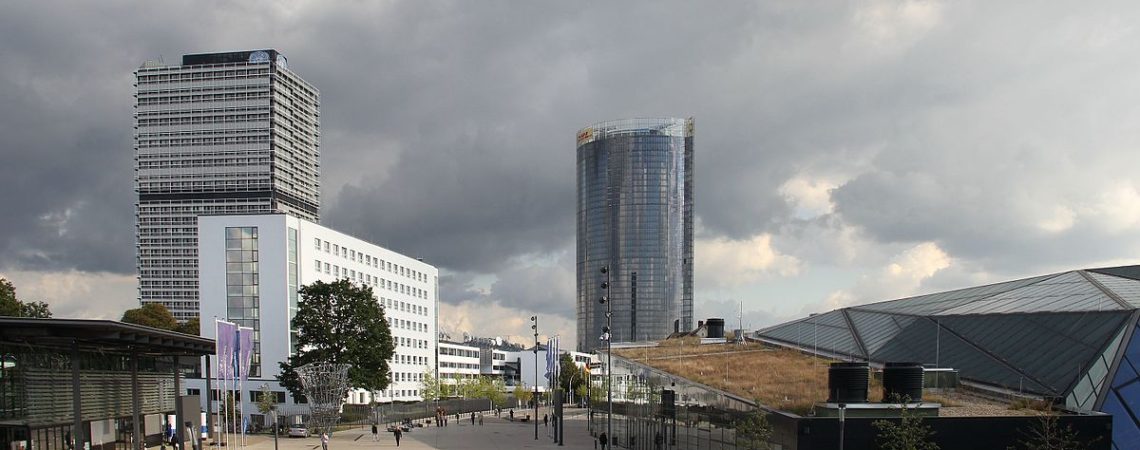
287 426 310 438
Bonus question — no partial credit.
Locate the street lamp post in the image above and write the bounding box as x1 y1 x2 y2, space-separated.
531 315 539 441
599 265 613 447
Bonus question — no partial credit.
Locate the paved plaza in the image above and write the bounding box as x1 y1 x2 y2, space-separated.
193 408 600 450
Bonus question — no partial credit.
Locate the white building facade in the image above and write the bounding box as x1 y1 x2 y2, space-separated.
189 213 438 415
134 49 320 321
505 348 598 393
438 342 481 389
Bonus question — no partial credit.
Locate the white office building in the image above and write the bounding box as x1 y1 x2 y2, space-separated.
505 348 597 393
438 341 481 389
188 213 438 415
135 49 320 320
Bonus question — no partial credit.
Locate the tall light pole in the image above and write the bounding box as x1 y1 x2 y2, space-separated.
599 265 612 445
531 315 539 440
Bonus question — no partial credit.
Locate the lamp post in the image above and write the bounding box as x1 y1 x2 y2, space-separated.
531 315 539 441
599 264 613 447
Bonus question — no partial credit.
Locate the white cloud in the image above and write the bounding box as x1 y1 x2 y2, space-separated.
0 269 136 319
779 176 837 218
696 233 801 288
823 241 950 310
438 300 573 346
852 0 945 51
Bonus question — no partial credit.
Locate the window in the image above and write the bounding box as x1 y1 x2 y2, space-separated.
324 242 329 252
314 260 321 271
314 238 321 250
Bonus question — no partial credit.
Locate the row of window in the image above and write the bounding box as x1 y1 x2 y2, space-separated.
314 259 430 300
394 354 428 366
138 135 271 147
138 68 272 84
440 362 479 370
389 317 429 334
396 336 428 349
314 238 428 283
137 91 271 106
440 347 479 358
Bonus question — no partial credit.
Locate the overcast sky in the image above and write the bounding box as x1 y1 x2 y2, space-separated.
3 0 1140 346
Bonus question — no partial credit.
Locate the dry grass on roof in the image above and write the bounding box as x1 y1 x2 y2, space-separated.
615 339 838 414
616 338 1047 417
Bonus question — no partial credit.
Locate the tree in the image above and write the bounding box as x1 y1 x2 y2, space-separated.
873 395 939 450
557 354 587 401
514 383 534 406
257 385 276 417
0 278 52 318
735 407 773 450
121 303 178 330
175 317 200 335
420 369 443 402
1008 409 1099 450
277 280 396 398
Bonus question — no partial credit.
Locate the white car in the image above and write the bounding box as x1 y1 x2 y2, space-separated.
287 426 309 438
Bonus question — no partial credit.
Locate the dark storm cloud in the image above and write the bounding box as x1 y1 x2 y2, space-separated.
6 0 1140 337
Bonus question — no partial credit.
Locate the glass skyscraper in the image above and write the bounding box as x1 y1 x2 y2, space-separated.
576 118 694 351
134 50 320 320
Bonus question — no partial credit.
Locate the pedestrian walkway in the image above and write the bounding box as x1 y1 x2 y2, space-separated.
217 408 598 450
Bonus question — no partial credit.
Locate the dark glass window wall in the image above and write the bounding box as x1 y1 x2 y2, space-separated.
577 118 694 351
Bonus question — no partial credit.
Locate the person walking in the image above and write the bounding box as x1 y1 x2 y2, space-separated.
478 413 483 426
509 409 514 421
371 424 378 441
393 428 402 447
320 432 329 450
544 413 549 427
599 432 608 450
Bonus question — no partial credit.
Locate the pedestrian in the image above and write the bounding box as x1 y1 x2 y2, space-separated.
509 409 514 420
169 433 180 450
544 413 548 427
393 428 402 447
371 423 378 441
599 432 608 450
478 413 483 426
320 432 329 450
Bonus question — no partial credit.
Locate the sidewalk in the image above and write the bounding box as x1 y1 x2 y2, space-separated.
214 408 598 450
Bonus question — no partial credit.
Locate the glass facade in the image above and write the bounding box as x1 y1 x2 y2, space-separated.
225 226 261 377
577 118 694 351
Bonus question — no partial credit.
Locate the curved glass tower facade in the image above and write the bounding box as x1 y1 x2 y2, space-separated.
576 118 694 351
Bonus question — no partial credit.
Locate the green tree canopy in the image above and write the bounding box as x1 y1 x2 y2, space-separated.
121 303 178 330
873 395 939 450
557 354 587 400
277 279 396 398
175 317 200 335
420 369 443 402
0 278 52 318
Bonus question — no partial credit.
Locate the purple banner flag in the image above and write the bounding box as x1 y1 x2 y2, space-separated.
216 320 237 381
237 327 254 382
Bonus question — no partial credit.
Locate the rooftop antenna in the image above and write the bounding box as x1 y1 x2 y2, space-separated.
738 300 744 344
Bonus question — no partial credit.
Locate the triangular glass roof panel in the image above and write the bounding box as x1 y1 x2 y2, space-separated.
857 274 1054 316
1088 272 1140 309
757 310 863 358
847 309 915 356
937 271 1125 315
938 311 1130 395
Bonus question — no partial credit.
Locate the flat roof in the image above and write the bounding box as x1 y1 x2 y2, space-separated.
0 318 214 356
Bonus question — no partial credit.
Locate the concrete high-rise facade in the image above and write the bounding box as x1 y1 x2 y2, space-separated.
134 50 320 320
576 118 694 351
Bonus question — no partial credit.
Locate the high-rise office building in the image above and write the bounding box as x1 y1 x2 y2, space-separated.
576 118 694 351
134 50 320 320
